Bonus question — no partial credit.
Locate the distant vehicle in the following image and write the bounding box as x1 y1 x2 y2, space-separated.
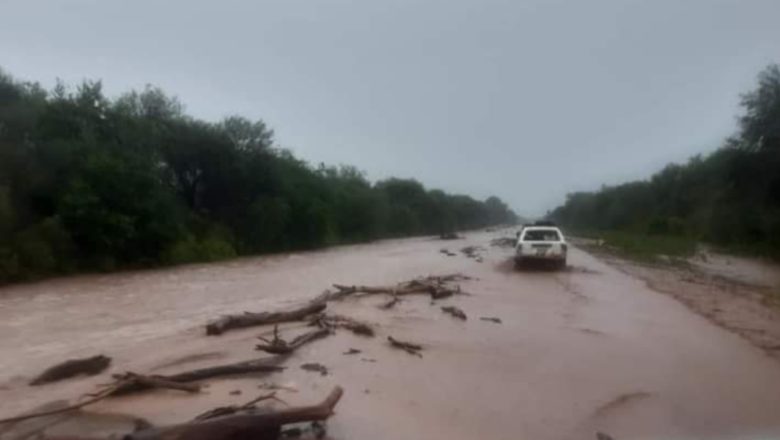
515 220 557 236
514 225 567 269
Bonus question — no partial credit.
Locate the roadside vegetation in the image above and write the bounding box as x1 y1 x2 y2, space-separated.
551 64 780 260
574 230 696 262
0 69 516 284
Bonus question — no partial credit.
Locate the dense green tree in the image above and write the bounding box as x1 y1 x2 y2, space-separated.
550 64 780 258
0 67 515 283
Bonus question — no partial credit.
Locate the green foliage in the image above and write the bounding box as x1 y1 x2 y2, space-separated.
599 231 696 261
0 68 516 284
163 233 237 265
551 64 780 259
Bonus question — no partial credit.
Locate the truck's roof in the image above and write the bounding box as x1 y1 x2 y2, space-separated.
522 226 561 232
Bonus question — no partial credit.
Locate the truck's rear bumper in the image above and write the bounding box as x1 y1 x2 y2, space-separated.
515 252 566 261
515 253 565 262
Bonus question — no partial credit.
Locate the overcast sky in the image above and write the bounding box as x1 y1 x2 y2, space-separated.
2 0 779 216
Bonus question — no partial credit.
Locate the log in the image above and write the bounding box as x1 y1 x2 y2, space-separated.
206 302 327 336
1 367 212 425
193 392 278 421
255 328 331 354
325 274 470 303
332 284 393 295
441 306 467 320
126 386 344 440
311 314 375 337
387 336 423 358
29 355 111 386
114 373 201 393
112 357 286 395
0 383 121 425
480 316 502 324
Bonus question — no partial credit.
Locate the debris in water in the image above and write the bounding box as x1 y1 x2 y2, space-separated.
387 336 423 357
311 314 375 337
441 305 467 320
480 317 502 324
194 391 279 421
300 363 329 376
343 348 362 355
490 237 516 248
30 354 112 386
256 326 331 354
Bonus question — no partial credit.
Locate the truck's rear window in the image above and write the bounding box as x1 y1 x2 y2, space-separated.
523 229 560 241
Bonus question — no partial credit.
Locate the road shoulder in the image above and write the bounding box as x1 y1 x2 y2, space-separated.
579 243 780 359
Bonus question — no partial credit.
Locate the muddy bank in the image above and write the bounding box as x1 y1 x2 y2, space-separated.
583 244 780 358
1 230 780 439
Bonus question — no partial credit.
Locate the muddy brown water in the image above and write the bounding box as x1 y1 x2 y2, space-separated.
1 231 780 439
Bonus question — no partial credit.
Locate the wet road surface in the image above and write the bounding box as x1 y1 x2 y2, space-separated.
1 230 779 439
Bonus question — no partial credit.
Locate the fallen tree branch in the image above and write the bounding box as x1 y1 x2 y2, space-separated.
387 336 423 357
311 314 375 336
193 392 279 421
126 386 344 440
256 327 331 354
29 355 111 386
441 306 467 320
1 367 209 425
113 372 201 394
480 316 502 324
206 302 327 336
329 274 470 302
0 381 122 425
112 357 287 395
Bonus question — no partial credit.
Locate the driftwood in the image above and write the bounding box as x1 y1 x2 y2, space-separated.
256 327 331 354
193 392 279 421
460 246 483 259
480 317 502 324
2 355 287 425
206 302 327 336
112 372 201 394
113 357 286 395
379 295 400 309
126 386 344 440
30 355 111 386
387 336 423 358
311 314 375 336
441 306 467 320
300 363 328 376
0 383 121 425
1 368 208 426
328 274 470 303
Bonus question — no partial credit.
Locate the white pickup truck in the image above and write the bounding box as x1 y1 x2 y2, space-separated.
514 225 567 269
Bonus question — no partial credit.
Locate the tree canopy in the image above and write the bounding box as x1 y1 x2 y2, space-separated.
0 68 516 283
549 64 780 257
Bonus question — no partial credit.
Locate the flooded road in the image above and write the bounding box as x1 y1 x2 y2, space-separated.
1 230 780 439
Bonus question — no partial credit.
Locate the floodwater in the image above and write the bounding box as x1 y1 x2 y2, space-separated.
1 231 780 439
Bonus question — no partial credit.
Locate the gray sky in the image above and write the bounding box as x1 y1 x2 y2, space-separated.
2 0 779 216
